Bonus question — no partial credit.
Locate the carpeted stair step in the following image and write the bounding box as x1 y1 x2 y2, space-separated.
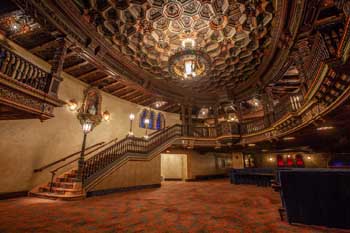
39 186 83 195
48 181 81 189
29 191 86 201
56 177 77 183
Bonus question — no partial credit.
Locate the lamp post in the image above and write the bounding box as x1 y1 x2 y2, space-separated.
77 120 93 182
129 113 135 136
144 118 150 139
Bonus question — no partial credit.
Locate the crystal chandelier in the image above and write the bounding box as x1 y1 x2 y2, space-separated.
168 38 211 80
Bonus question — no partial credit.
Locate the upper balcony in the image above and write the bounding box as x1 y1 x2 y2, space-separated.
0 35 65 120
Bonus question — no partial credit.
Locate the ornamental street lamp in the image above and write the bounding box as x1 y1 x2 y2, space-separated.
77 120 93 181
129 113 135 136
144 118 150 139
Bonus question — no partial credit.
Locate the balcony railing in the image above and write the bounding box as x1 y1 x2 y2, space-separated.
0 44 51 93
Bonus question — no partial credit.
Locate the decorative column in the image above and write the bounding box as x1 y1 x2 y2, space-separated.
47 37 69 96
181 104 187 136
187 105 193 136
213 104 219 136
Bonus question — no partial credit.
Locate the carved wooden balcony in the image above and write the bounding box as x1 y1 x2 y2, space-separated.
0 43 64 120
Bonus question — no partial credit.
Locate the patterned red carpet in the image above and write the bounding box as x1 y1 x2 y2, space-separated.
0 179 349 233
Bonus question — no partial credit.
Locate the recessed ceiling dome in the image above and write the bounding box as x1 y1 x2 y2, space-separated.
87 0 275 93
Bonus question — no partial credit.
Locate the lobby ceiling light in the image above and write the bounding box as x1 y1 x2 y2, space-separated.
153 101 167 109
317 126 334 131
283 136 295 141
169 38 211 80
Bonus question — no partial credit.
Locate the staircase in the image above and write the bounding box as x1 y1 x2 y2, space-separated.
29 124 183 200
29 169 85 201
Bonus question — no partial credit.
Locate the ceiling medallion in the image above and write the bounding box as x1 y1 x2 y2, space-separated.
168 48 211 80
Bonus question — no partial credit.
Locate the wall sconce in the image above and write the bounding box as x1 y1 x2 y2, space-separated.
102 111 111 121
269 157 274 161
307 156 312 160
67 99 78 111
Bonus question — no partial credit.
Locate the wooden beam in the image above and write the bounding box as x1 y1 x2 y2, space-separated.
64 61 89 73
89 75 112 86
119 89 138 99
30 39 57 52
114 88 133 97
48 51 75 64
111 86 129 95
132 94 148 103
167 105 181 113
126 92 144 101
138 96 155 106
162 103 177 112
102 81 122 90
77 69 99 80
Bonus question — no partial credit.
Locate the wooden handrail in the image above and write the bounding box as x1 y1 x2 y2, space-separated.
50 137 118 174
33 141 105 173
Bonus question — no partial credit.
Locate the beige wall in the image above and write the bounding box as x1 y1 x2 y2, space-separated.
232 152 244 168
91 155 161 191
161 154 187 180
163 149 231 179
0 38 180 193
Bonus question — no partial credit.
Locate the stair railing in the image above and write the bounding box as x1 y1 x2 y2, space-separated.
82 124 183 184
33 137 118 192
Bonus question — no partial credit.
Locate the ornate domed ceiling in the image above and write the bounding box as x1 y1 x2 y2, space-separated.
83 0 274 91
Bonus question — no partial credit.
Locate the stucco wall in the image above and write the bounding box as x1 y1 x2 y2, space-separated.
91 155 161 191
0 39 180 193
161 153 187 180
163 149 232 179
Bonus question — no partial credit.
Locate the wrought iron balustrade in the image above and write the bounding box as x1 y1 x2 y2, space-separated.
82 124 183 183
192 126 217 138
241 118 266 134
0 44 51 93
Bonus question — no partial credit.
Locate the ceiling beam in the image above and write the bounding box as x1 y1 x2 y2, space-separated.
102 81 123 90
127 92 145 102
139 97 155 106
132 94 148 103
64 61 89 73
30 39 57 52
114 88 133 97
89 75 112 86
111 86 129 95
120 90 141 99
162 103 177 112
77 69 100 80
49 51 75 64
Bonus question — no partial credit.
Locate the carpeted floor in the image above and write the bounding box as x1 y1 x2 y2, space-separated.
0 179 349 233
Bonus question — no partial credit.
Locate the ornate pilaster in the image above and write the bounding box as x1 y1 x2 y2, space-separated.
47 37 69 96
187 105 193 137
181 104 187 136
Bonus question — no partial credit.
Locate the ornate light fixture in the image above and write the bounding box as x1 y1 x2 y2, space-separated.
169 37 211 80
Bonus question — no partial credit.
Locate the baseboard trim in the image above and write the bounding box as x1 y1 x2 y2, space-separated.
186 174 228 182
163 178 183 181
87 183 161 197
0 191 28 200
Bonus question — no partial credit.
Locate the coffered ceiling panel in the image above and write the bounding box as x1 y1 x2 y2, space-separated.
80 0 275 94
